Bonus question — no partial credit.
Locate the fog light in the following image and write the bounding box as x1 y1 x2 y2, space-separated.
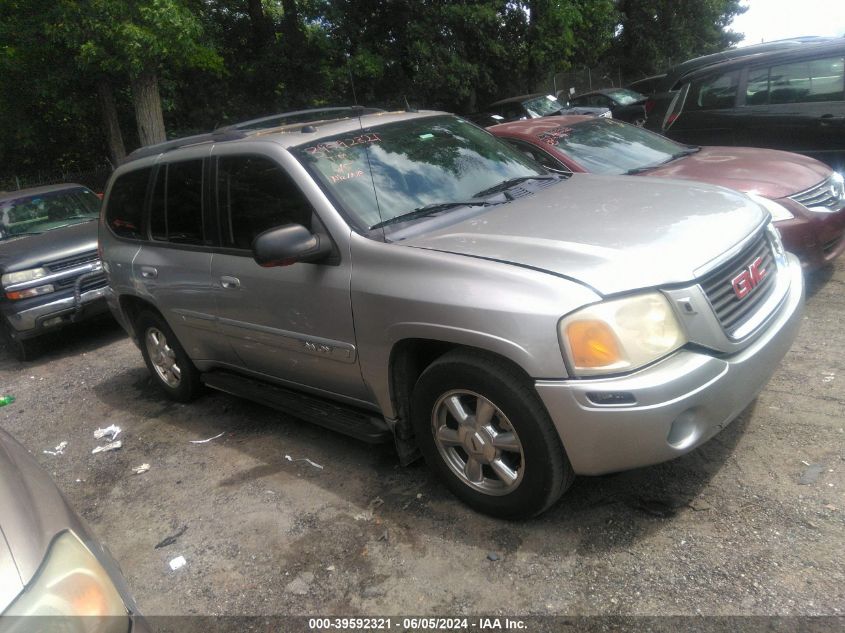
667 410 702 449
43 316 65 327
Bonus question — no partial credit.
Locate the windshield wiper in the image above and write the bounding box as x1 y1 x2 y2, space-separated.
370 200 490 230
625 146 701 175
472 174 557 198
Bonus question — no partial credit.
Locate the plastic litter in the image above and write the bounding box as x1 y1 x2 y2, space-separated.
132 463 150 475
487 552 500 561
155 526 187 549
169 555 186 571
0 395 15 407
799 463 825 485
43 441 68 456
284 454 323 470
94 424 121 441
92 440 122 454
189 432 224 444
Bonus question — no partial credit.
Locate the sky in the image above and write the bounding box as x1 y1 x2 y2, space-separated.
730 0 845 46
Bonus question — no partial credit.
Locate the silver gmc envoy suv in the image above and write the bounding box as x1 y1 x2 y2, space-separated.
100 108 804 518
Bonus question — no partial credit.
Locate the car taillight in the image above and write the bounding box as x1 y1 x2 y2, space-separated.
645 99 655 114
665 113 680 129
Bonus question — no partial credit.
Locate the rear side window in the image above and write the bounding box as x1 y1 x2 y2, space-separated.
216 156 314 250
688 70 740 110
768 56 845 104
149 160 206 244
105 168 151 239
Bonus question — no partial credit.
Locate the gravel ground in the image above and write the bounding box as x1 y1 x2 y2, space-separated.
0 259 843 620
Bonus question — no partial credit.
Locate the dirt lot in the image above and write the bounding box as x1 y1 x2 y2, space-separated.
1 260 843 620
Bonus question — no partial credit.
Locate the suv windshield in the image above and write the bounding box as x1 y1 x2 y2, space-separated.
522 95 565 117
292 115 545 231
542 118 690 175
0 187 100 240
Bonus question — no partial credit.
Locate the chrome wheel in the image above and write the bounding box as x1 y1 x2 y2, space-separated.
145 327 182 388
431 389 525 496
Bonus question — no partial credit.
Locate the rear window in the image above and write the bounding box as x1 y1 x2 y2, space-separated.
149 160 206 245
106 168 151 239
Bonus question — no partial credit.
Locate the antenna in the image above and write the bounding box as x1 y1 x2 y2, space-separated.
346 55 358 106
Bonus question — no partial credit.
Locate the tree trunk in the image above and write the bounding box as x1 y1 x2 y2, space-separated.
97 79 126 166
131 71 166 146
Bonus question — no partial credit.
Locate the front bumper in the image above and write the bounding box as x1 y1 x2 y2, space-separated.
536 254 804 476
776 200 845 270
2 285 109 339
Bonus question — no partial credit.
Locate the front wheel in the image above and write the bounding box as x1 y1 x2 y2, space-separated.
136 311 202 402
1 319 36 362
411 350 574 518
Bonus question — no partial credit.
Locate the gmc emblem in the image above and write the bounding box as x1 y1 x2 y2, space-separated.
731 257 767 300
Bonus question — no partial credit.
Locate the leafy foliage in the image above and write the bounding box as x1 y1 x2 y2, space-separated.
0 0 747 182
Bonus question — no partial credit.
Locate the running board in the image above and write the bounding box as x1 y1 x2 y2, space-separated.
201 371 391 444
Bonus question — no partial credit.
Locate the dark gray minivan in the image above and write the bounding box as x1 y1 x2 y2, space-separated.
661 39 845 171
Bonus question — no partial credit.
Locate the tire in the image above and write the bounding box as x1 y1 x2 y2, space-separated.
136 310 202 402
1 319 36 362
411 349 574 519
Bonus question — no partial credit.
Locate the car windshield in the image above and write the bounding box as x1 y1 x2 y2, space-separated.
522 95 564 117
604 88 646 105
292 115 545 231
0 187 100 240
541 118 688 175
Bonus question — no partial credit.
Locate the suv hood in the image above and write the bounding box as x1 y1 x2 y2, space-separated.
644 146 830 200
401 174 766 295
0 220 98 274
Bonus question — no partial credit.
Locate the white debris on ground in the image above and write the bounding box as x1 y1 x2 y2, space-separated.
43 441 68 456
189 432 225 444
132 463 150 474
284 454 323 470
94 424 121 441
92 440 122 454
169 555 187 571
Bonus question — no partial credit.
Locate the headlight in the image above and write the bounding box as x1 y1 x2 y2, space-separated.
559 293 686 377
747 193 794 222
5 284 54 300
1 267 47 288
3 531 128 631
767 222 788 268
832 171 844 202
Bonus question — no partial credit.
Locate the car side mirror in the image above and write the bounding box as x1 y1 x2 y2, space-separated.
252 223 332 267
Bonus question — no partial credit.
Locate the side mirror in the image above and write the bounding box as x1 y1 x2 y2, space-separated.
252 223 332 267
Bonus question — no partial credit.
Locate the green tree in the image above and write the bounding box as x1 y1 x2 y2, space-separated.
612 0 746 79
55 0 222 147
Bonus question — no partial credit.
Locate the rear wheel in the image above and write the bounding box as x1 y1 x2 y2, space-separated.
411 350 574 518
136 311 202 402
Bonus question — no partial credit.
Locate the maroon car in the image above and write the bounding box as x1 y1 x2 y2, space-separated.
489 116 845 269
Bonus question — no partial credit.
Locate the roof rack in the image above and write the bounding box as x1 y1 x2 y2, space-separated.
122 106 385 165
223 106 385 131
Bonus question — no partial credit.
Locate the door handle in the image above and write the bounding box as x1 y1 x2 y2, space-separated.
220 275 240 289
819 114 845 126
140 266 158 279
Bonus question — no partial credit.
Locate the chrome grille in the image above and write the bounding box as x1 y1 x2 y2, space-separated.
699 232 777 337
54 272 107 292
790 176 843 211
46 250 99 272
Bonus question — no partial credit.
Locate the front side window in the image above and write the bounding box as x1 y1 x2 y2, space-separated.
149 160 205 244
690 70 740 110
291 115 545 230
217 155 314 249
0 187 100 240
105 169 151 239
537 118 688 175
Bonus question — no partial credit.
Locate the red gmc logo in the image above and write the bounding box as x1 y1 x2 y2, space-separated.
731 257 767 299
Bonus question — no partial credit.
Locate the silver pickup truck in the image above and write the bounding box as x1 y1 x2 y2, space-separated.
99 109 804 518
